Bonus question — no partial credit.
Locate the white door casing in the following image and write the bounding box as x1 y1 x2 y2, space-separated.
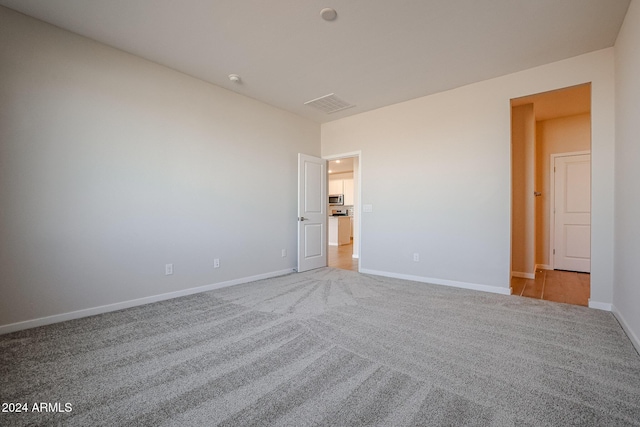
553 153 591 272
297 154 327 272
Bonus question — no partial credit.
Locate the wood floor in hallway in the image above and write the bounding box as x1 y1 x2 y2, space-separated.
511 269 590 306
328 241 358 271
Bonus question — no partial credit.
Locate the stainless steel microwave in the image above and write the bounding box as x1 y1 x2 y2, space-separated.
328 194 344 206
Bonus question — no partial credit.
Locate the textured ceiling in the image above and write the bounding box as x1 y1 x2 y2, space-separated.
0 0 630 123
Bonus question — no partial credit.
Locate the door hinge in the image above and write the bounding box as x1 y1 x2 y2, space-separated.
553 249 555 255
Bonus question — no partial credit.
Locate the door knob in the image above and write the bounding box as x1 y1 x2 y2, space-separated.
299 217 309 221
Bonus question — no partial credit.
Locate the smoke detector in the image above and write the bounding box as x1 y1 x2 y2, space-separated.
320 8 337 21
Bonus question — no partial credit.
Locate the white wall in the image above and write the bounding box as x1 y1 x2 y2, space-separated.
322 49 615 301
614 0 640 350
0 7 320 330
511 104 535 277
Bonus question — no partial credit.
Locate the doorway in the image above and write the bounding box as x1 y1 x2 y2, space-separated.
510 84 592 306
325 153 360 272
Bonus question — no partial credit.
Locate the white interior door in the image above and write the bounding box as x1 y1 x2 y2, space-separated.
553 154 591 272
297 154 327 272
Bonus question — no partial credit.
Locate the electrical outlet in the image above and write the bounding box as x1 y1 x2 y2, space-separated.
281 249 287 257
214 258 220 268
413 253 420 262
165 263 173 275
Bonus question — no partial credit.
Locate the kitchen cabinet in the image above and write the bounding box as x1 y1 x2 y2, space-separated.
328 216 350 246
328 179 343 195
328 176 354 206
343 179 354 205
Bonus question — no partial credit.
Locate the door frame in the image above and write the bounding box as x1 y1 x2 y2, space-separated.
548 150 591 270
323 151 362 272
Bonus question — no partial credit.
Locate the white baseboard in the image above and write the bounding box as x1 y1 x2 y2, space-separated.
360 269 511 295
588 299 612 311
511 271 535 280
535 264 551 271
0 268 295 335
612 305 640 355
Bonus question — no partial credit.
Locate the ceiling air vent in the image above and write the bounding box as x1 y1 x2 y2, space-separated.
304 93 355 114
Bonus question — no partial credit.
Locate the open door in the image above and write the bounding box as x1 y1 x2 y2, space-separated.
553 154 591 272
297 154 327 272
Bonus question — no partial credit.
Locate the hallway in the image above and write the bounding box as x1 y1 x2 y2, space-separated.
328 242 358 271
511 269 590 306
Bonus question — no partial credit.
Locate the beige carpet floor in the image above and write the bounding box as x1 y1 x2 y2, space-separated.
1 267 639 426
